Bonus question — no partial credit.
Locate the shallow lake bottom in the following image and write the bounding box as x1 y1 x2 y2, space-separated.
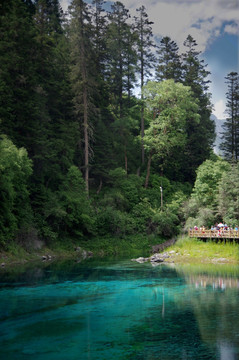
0 258 238 359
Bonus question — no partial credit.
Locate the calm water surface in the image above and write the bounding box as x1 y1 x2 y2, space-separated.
0 258 239 359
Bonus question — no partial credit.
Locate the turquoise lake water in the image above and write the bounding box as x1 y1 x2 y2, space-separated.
0 258 239 359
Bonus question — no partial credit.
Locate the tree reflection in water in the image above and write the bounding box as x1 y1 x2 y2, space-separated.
174 264 239 360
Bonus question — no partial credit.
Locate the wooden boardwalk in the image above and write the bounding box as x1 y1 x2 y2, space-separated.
188 229 239 240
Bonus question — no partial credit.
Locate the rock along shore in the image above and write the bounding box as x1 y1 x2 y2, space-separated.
132 250 176 266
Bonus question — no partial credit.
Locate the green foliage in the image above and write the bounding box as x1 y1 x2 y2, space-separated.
0 136 32 245
0 0 37 146
219 72 239 161
35 166 97 242
183 158 231 229
132 196 181 238
80 234 161 257
155 36 182 82
181 35 215 182
108 167 127 186
192 158 230 209
105 1 137 117
95 170 186 238
217 163 239 226
151 209 179 237
185 208 215 229
143 80 199 162
143 79 200 188
134 5 156 83
167 190 188 220
95 206 135 237
131 198 155 233
59 166 96 238
105 168 142 211
146 174 172 206
182 156 239 231
0 1 222 253
170 236 239 263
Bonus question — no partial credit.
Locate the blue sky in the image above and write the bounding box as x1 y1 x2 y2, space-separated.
61 0 239 119
205 31 238 119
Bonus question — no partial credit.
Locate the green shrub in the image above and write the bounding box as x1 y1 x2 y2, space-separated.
131 199 155 233
152 209 179 237
0 136 32 246
184 207 215 230
96 206 135 236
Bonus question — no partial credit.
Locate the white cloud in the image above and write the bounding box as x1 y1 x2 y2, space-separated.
224 23 239 35
60 0 70 12
117 0 239 53
60 0 239 53
60 0 238 118
213 99 227 119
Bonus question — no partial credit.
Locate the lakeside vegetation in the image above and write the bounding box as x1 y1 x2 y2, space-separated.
166 237 239 264
0 1 239 261
1 235 239 268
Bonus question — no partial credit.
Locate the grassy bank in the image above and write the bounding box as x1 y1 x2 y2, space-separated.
0 234 164 266
1 235 238 268
164 236 239 264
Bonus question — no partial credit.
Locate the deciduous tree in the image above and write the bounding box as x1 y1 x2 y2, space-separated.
143 80 200 188
0 136 32 245
217 163 239 225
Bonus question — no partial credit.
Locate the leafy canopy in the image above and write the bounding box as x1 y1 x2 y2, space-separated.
143 79 200 159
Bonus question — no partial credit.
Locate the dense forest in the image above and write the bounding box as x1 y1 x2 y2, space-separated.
0 0 238 251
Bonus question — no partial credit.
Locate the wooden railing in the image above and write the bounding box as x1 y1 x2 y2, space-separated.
188 229 239 239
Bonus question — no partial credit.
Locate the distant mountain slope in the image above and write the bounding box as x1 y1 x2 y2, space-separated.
211 114 224 155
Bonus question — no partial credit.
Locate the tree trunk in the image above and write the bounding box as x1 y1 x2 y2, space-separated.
80 7 89 194
83 84 89 194
141 102 145 164
124 145 128 173
141 55 145 165
96 178 102 195
145 151 152 188
119 59 123 118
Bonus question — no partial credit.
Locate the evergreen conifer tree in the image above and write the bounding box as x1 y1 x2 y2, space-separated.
91 0 107 76
134 5 156 165
31 0 78 188
105 1 136 118
0 0 37 148
220 72 239 161
125 25 138 104
68 0 99 194
181 34 215 182
155 36 182 82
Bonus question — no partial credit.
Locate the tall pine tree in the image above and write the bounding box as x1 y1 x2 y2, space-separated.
68 0 98 194
155 36 182 82
0 0 37 148
91 0 107 74
134 5 156 166
32 0 77 186
220 72 239 161
181 34 215 182
105 1 136 118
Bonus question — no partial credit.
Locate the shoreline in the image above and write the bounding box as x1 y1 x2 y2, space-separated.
0 235 238 270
